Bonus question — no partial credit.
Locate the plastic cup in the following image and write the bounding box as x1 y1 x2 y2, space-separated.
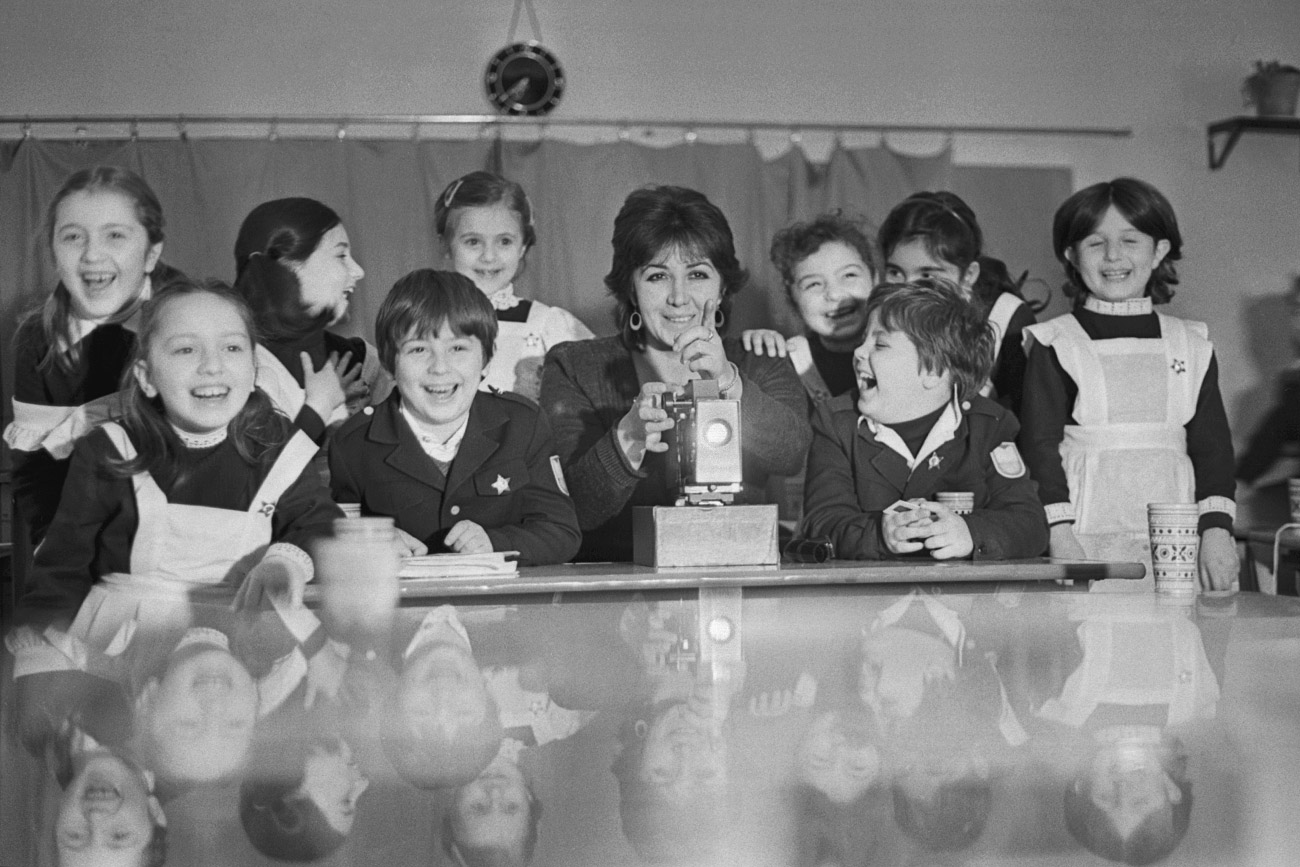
1147 503 1200 595
936 492 975 516
1288 479 1300 523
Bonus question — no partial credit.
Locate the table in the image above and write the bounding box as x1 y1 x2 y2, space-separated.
16 571 1299 867
303 557 1147 602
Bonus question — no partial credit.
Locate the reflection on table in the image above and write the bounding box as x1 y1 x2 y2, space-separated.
5 578 1298 866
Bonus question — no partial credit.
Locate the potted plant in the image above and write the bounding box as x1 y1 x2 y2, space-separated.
1243 60 1300 117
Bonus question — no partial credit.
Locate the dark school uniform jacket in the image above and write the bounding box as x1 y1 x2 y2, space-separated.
328 390 581 567
801 393 1049 561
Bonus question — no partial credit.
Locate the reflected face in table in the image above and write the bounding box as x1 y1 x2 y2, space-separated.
452 752 534 853
639 701 728 798
301 738 370 835
859 627 957 725
138 645 258 783
796 710 882 804
1086 740 1183 839
399 641 491 739
56 751 157 867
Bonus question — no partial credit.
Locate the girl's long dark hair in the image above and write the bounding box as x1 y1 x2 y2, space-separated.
233 197 341 343
110 279 292 481
27 166 176 374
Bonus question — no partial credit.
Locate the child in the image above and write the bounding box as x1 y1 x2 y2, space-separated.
379 605 505 790
878 191 1039 416
241 727 370 862
801 280 1048 561
1018 178 1238 591
18 279 342 642
234 197 392 436
55 739 168 867
5 166 183 546
744 211 879 406
435 171 594 401
328 269 581 566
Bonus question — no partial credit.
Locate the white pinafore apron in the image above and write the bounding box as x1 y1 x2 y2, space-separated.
1028 314 1212 580
69 422 319 654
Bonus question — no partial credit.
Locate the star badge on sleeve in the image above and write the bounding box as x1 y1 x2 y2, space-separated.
492 475 512 495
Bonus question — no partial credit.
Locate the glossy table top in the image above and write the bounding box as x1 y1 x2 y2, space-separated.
3 583 1294 867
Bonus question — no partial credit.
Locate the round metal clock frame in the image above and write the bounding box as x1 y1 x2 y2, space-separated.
484 42 565 117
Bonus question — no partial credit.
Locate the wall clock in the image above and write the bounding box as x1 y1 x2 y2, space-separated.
484 42 565 116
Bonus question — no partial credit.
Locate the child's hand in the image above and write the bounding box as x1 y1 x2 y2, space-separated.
742 329 788 357
909 501 975 559
234 556 306 612
882 502 931 554
304 641 349 709
335 352 370 415
1048 523 1088 560
302 351 346 421
395 528 428 557
446 520 492 554
1198 527 1239 592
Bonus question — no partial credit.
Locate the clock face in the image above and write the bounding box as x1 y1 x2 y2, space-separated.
484 42 565 116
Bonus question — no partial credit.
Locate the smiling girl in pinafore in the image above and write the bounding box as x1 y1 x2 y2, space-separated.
1018 178 1238 591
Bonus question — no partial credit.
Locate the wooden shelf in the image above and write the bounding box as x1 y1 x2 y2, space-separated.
1207 115 1300 169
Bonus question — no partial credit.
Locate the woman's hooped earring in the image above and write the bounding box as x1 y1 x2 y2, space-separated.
629 310 642 331
714 307 725 329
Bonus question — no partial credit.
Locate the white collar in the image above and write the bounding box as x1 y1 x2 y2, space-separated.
401 404 470 462
860 397 964 470
171 425 229 450
404 605 472 661
1083 295 1153 316
488 283 522 311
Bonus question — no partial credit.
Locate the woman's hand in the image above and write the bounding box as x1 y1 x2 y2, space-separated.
302 351 346 421
616 381 677 470
742 329 788 358
673 299 732 384
1198 527 1239 592
446 520 492 554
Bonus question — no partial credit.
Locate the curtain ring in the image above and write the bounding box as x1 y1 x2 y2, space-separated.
684 127 698 145
268 119 279 142
129 120 139 141
22 121 31 139
336 123 347 141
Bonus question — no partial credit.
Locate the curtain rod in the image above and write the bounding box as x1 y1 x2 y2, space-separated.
2 114 1132 139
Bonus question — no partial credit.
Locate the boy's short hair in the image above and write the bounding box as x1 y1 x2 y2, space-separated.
863 280 995 403
768 211 878 293
375 269 498 373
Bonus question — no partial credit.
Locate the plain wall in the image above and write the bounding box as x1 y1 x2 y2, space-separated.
3 0 1300 447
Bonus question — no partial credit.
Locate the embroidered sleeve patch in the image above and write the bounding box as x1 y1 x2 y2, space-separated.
550 455 570 495
991 442 1027 478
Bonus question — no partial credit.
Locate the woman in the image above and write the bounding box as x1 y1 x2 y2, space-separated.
540 185 810 562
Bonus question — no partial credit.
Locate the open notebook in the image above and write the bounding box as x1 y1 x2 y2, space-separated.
400 552 519 578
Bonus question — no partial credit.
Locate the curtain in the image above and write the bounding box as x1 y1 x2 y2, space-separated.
0 136 1070 427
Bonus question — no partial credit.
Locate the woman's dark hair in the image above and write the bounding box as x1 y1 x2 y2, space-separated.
604 185 748 351
435 171 537 249
112 278 291 481
768 211 878 300
240 734 353 862
30 165 172 374
863 280 996 403
878 191 1034 314
233 197 342 341
1052 177 1183 305
375 269 498 373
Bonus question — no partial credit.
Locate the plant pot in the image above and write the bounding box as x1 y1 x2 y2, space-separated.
1244 69 1300 116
